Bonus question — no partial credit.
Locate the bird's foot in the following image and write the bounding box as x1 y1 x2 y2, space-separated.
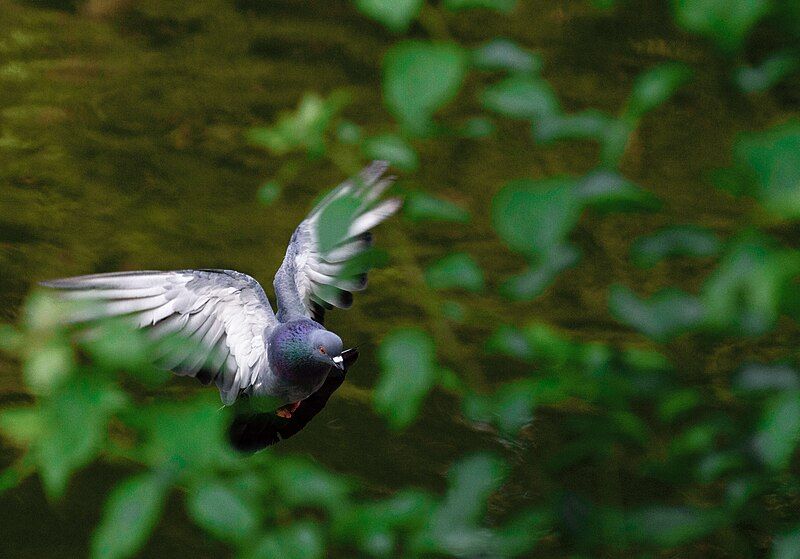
275 401 301 419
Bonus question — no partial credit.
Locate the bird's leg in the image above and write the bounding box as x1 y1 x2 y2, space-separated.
275 401 301 418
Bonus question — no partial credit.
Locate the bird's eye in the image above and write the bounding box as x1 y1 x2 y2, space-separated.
319 346 326 354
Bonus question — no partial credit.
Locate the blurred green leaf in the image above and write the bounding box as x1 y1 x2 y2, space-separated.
658 388 702 423
23 337 73 394
534 110 614 143
436 453 507 524
0 406 42 446
24 292 71 332
523 322 577 367
575 170 660 212
609 285 705 342
501 244 580 300
772 527 800 559
441 300 467 322
247 92 347 157
244 523 324 559
425 253 484 292
444 0 517 12
492 177 581 258
335 490 436 556
696 451 744 483
488 508 552 556
471 39 542 73
482 75 560 120
355 0 422 33
631 225 720 268
753 390 800 469
701 235 800 335
464 380 535 437
735 363 800 393
317 194 363 253
625 506 722 547
599 118 635 167
374 328 438 429
272 457 350 512
130 399 234 471
669 422 721 456
383 41 467 134
335 120 362 144
672 0 771 52
187 479 260 543
458 116 495 138
38 375 126 499
622 347 672 372
423 453 507 555
362 134 419 171
736 51 800 93
0 324 21 351
623 62 691 121
404 191 470 222
92 472 168 559
486 325 534 361
256 181 281 205
81 320 159 378
733 121 800 218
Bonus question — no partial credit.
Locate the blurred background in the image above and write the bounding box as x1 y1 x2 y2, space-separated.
1 0 800 558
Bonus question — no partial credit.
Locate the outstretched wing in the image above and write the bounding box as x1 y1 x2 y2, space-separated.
40 269 277 405
273 161 402 323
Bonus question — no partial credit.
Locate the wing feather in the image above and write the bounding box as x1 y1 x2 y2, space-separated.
273 161 401 323
41 269 277 405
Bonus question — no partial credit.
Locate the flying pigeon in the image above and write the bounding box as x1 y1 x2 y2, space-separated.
40 161 401 450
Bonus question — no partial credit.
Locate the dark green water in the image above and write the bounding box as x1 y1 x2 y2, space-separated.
0 1 796 557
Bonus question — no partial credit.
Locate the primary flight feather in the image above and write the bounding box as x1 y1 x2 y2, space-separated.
41 161 401 418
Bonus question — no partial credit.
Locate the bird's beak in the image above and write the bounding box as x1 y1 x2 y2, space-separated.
331 355 345 370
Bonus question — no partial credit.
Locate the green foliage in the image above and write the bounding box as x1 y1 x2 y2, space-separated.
623 62 691 122
38 376 127 499
482 75 559 120
492 177 581 258
404 191 471 223
247 92 347 157
730 121 800 218
736 51 800 93
4 0 800 557
374 328 439 429
187 479 261 543
92 472 169 559
672 0 771 52
362 134 419 171
425 253 485 292
383 41 468 134
609 286 704 342
753 391 800 469
631 225 721 268
354 0 422 33
471 39 542 74
256 181 282 205
443 0 517 12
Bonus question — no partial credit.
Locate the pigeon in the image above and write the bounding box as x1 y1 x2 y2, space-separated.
40 161 401 450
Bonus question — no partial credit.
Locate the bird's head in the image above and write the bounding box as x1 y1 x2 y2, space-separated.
308 329 344 370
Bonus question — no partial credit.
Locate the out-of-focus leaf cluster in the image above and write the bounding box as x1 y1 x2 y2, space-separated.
3 0 800 557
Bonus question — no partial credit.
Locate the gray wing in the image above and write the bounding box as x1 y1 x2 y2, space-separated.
40 269 277 405
273 161 402 323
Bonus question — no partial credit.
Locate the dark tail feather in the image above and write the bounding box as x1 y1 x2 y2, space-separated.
227 347 359 452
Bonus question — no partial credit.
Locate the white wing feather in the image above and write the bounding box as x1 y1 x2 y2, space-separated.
41 269 277 405
273 161 402 323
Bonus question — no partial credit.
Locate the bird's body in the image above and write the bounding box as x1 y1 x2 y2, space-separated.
41 162 400 426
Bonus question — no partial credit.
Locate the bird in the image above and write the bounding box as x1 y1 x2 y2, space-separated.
40 161 401 450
